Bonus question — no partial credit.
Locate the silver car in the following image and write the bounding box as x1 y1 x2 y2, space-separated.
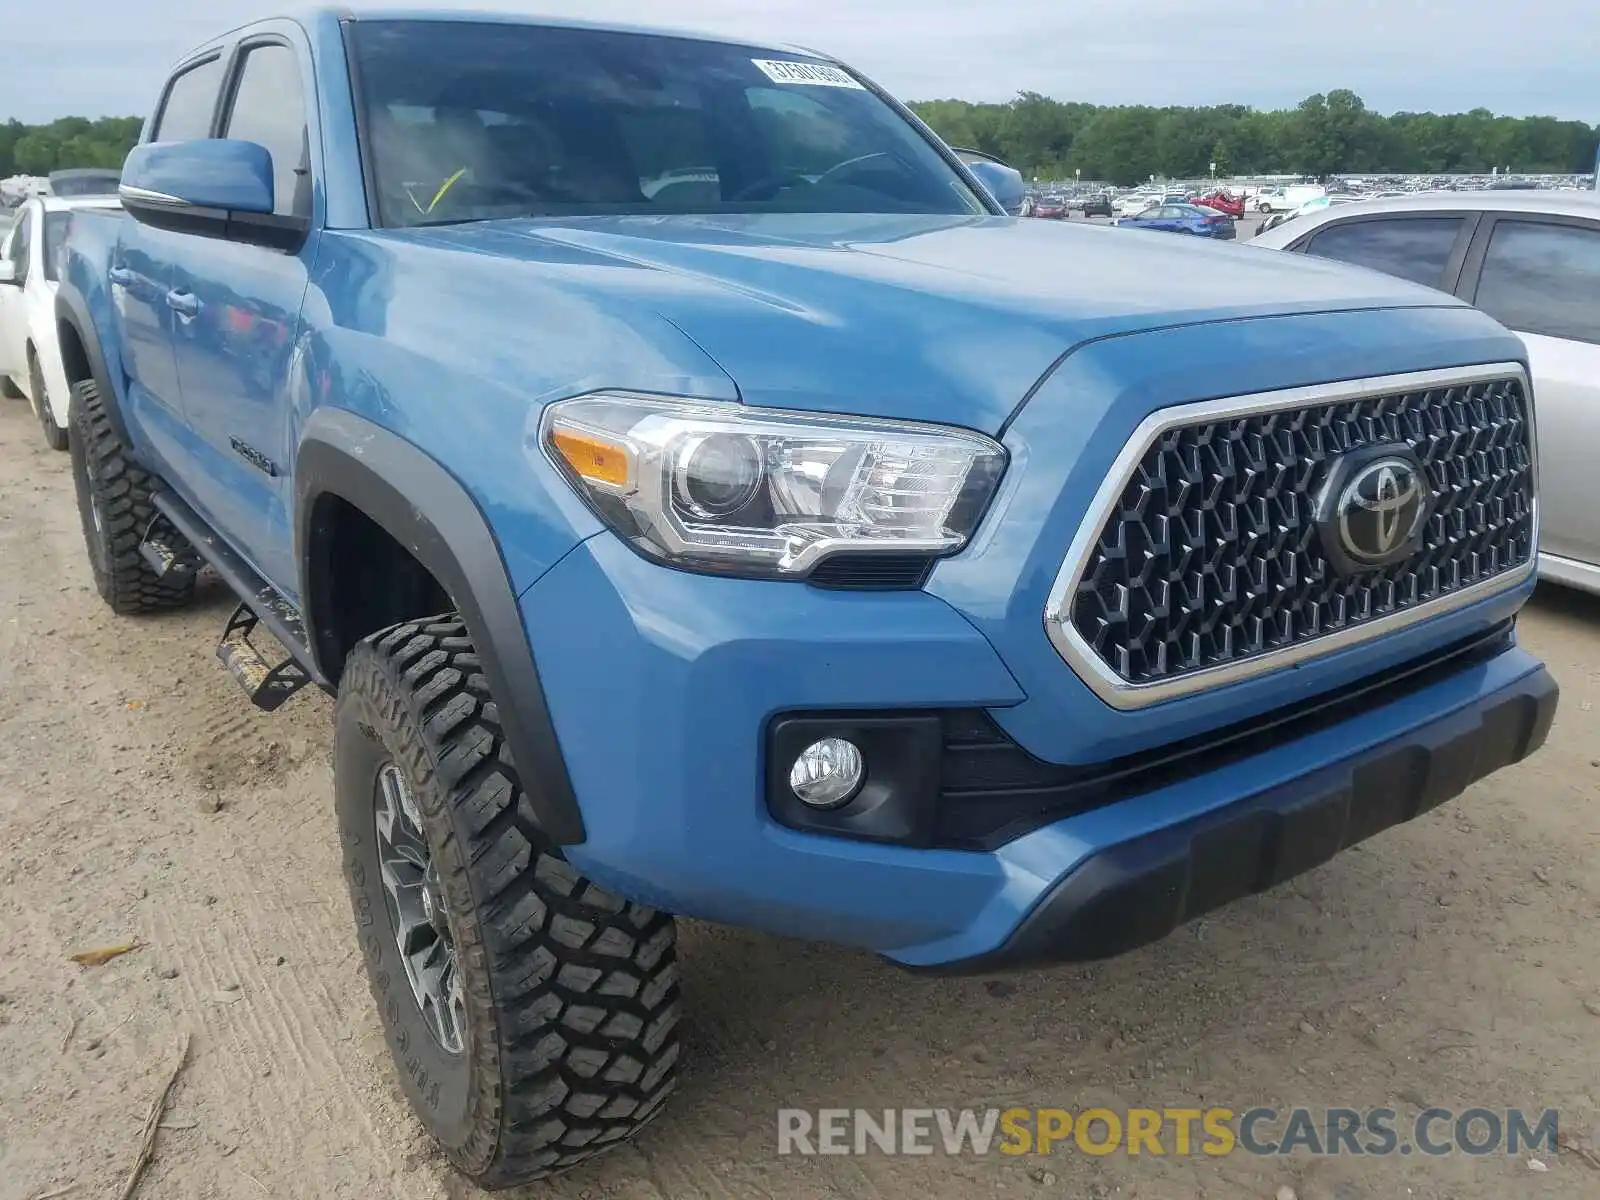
1252 192 1600 596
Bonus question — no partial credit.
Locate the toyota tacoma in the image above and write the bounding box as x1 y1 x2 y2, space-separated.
55 9 1556 1189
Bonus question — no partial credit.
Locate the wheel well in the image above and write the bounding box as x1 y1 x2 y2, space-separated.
307 494 452 683
58 320 92 385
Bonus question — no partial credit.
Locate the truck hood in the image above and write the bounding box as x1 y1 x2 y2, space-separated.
408 213 1466 431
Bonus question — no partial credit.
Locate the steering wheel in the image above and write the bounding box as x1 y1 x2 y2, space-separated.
729 170 812 202
812 151 891 186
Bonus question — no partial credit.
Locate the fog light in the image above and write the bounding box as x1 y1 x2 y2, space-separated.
789 737 864 808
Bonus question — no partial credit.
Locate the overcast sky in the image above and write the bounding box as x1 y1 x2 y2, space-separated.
3 0 1596 125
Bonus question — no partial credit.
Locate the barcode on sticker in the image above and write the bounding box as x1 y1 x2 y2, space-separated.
751 59 865 88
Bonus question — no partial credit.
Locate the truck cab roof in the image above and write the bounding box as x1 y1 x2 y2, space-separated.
177 6 821 65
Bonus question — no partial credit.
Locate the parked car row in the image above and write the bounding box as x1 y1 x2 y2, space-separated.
1023 171 1594 218
1112 201 1236 238
1020 185 1247 224
1022 189 1113 218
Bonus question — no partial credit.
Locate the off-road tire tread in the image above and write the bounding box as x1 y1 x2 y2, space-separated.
343 616 681 1188
68 379 195 614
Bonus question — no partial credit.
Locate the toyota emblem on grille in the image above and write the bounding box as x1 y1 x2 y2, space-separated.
1315 446 1431 575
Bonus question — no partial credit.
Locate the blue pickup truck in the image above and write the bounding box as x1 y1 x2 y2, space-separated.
57 8 1556 1187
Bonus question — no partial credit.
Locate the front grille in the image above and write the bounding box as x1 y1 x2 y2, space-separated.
1065 373 1534 691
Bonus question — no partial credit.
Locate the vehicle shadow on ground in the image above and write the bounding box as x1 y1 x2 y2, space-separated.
519 832 1453 1197
674 855 1374 1078
1527 579 1600 625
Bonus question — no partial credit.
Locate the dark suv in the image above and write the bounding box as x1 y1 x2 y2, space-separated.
1080 192 1113 217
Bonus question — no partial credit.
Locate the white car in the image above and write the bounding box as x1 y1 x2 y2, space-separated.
1252 190 1600 595
1113 192 1158 218
0 194 121 449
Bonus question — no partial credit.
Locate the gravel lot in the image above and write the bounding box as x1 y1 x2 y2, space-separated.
1 387 1597 1200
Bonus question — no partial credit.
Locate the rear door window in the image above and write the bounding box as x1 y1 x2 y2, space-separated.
43 211 72 281
1304 217 1465 288
1472 220 1600 345
152 56 224 141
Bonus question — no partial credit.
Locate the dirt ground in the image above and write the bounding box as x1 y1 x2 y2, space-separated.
1 398 1597 1200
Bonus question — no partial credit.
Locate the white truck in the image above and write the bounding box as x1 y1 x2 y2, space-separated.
0 194 121 449
1252 183 1326 213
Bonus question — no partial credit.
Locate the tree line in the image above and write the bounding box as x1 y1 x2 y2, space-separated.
909 90 1599 184
4 91 1597 186
0 116 143 177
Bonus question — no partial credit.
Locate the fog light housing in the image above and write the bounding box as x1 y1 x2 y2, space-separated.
767 712 941 845
789 737 864 808
787 739 864 812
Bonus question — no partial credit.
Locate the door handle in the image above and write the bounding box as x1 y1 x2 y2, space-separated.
108 267 134 286
166 290 200 318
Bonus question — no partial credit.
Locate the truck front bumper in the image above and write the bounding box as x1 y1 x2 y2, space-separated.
917 661 1556 972
521 534 1555 970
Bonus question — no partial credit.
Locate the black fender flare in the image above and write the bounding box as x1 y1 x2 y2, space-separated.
54 284 133 446
295 408 587 846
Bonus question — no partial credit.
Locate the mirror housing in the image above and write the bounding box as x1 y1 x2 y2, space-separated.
963 159 1027 216
120 139 306 251
0 260 17 287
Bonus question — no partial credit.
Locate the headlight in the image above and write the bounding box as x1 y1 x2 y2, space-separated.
542 392 1006 580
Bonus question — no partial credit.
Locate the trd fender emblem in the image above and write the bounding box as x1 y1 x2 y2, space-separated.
229 437 279 477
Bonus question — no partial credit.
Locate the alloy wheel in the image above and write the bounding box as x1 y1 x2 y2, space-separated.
374 762 467 1055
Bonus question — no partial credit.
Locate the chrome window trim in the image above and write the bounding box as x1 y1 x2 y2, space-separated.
1043 362 1538 710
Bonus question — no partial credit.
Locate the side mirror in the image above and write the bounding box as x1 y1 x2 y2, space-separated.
0 260 17 287
965 160 1027 216
120 139 306 251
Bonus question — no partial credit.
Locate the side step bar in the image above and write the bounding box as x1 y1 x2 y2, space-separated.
138 511 202 584
148 490 323 710
217 604 313 711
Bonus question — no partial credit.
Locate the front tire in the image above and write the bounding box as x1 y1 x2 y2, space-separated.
68 379 195 614
30 353 67 452
335 617 682 1189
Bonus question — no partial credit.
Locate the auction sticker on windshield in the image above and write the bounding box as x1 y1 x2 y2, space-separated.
751 59 865 88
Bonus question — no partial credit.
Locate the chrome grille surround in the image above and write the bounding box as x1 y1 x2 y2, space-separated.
1043 364 1537 710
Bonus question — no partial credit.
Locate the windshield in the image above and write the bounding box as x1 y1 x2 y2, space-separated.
349 21 985 227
